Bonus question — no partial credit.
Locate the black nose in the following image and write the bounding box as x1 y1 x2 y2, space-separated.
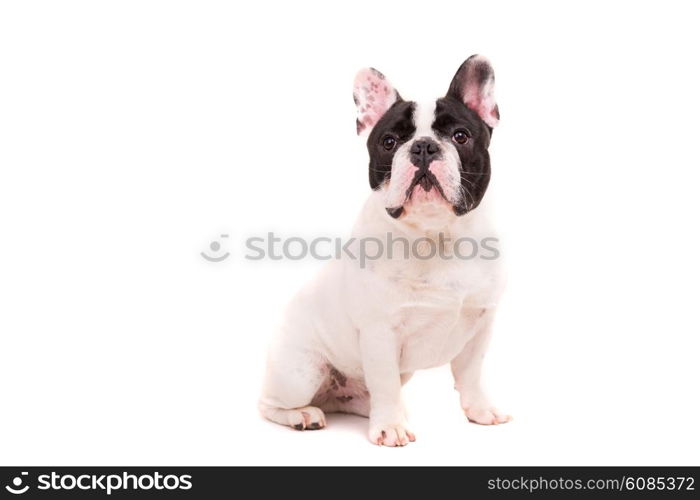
410 138 440 168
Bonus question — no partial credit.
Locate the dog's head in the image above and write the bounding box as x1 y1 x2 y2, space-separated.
353 55 499 223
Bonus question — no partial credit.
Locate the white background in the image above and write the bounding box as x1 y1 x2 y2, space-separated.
1 0 699 466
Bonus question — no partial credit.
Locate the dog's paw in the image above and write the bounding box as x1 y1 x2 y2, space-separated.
368 422 416 447
463 406 511 425
287 406 327 431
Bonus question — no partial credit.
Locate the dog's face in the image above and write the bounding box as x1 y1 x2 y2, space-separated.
353 55 499 221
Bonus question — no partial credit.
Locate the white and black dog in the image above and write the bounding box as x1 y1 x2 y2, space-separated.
260 55 509 446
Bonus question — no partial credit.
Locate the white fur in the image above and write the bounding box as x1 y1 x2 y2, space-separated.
385 143 417 210
259 98 509 447
413 100 437 137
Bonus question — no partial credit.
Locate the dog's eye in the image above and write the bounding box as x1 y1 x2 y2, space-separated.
382 136 397 151
452 130 471 144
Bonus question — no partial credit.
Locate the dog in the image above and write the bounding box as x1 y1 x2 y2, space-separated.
259 55 509 446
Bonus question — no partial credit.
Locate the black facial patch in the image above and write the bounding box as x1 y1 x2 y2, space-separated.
366 100 416 190
433 96 493 214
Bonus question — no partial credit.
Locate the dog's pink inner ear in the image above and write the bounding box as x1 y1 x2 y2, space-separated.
353 68 399 135
449 55 500 128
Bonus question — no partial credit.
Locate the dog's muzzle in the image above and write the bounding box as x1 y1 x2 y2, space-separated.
385 137 449 219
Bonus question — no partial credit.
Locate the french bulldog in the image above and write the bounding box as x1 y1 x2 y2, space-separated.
259 55 509 446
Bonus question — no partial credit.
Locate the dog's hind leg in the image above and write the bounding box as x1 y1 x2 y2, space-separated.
258 340 328 431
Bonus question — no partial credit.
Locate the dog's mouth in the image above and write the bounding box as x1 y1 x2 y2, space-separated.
416 174 434 192
385 171 451 219
408 171 444 197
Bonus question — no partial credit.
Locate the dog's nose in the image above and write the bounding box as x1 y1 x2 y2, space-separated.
410 138 440 168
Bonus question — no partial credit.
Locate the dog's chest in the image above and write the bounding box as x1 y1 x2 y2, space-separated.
386 263 495 371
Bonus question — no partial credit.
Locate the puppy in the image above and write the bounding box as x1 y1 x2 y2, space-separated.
259 55 509 446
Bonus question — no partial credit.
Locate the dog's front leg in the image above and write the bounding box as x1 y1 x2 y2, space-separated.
360 326 415 446
451 310 512 425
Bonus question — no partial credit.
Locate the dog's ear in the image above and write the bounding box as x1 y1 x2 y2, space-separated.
353 68 401 136
447 55 499 128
